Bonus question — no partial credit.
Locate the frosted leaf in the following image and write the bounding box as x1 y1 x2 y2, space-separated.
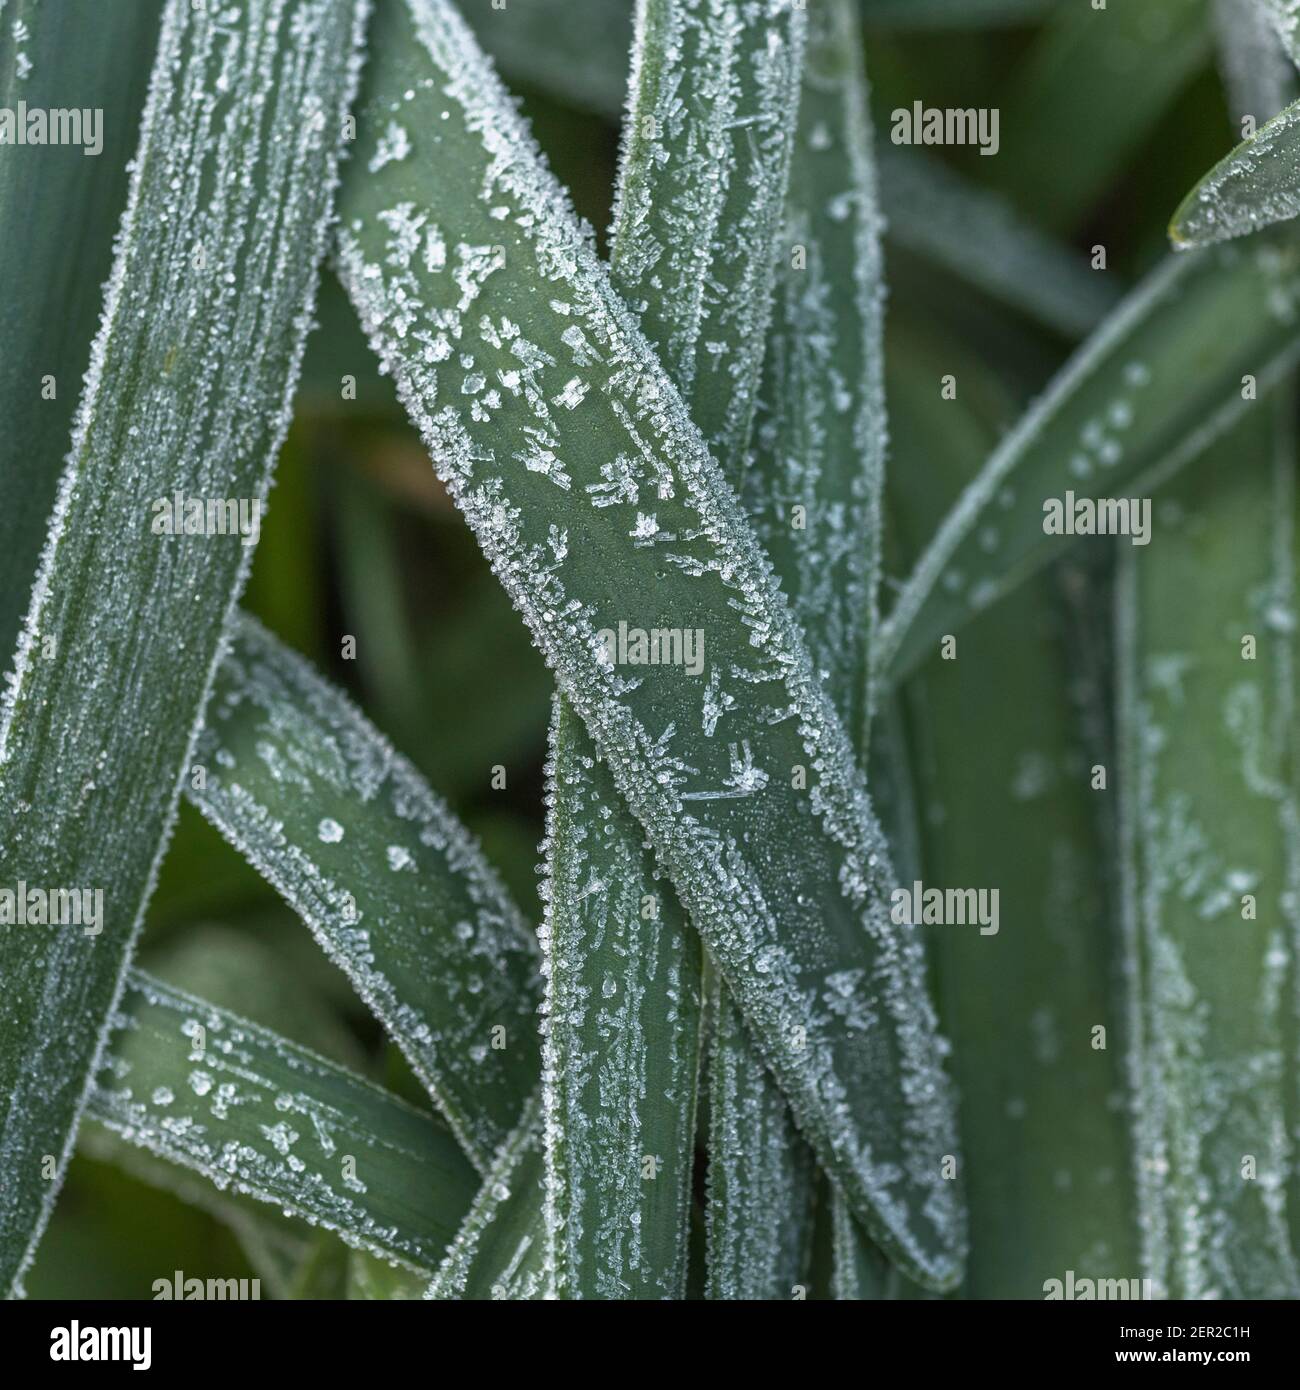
1174 0 1300 252
88 972 478 1273
426 1096 557 1300
0 0 161 672
536 0 806 1299
745 0 887 749
704 976 814 1299
0 0 368 1293
338 0 962 1286
830 1188 901 1299
609 0 806 483
540 700 703 1299
880 234 1300 684
189 615 540 1172
729 0 899 1295
1116 411 1300 1298
1212 0 1296 128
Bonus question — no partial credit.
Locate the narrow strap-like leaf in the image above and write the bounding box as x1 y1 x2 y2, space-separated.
879 236 1300 686
427 1096 551 1300
461 2 1115 337
829 1192 897 1300
1171 0 1300 250
703 972 814 1299
732 0 893 1295
337 0 962 1287
1170 101 1300 249
611 0 805 470
541 698 705 1298
186 612 540 1173
746 0 885 747
87 971 479 1275
888 320 1140 1297
1116 407 1300 1299
536 0 802 1300
0 0 367 1294
0 0 160 660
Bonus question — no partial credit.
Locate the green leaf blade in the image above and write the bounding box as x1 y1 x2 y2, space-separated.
0 0 162 660
0 0 367 1293
337 0 963 1287
538 0 802 1300
731 0 898 1296
1117 408 1300 1299
887 320 1140 1298
880 237 1300 685
541 698 704 1298
188 614 541 1173
89 971 477 1274
428 1096 551 1300
1171 97 1300 249
704 977 814 1300
611 0 805 470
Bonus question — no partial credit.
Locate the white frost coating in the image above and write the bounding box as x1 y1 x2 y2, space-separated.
87 971 475 1273
540 699 703 1299
426 1095 555 1300
337 0 962 1286
1171 94 1300 248
879 146 1121 337
369 118 412 172
0 0 369 1294
189 615 540 1173
746 0 885 747
715 0 880 1295
1176 3 1300 244
610 0 806 471
1177 2 1300 245
880 236 1300 683
705 975 814 1299
537 0 800 1300
1116 412 1300 1299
